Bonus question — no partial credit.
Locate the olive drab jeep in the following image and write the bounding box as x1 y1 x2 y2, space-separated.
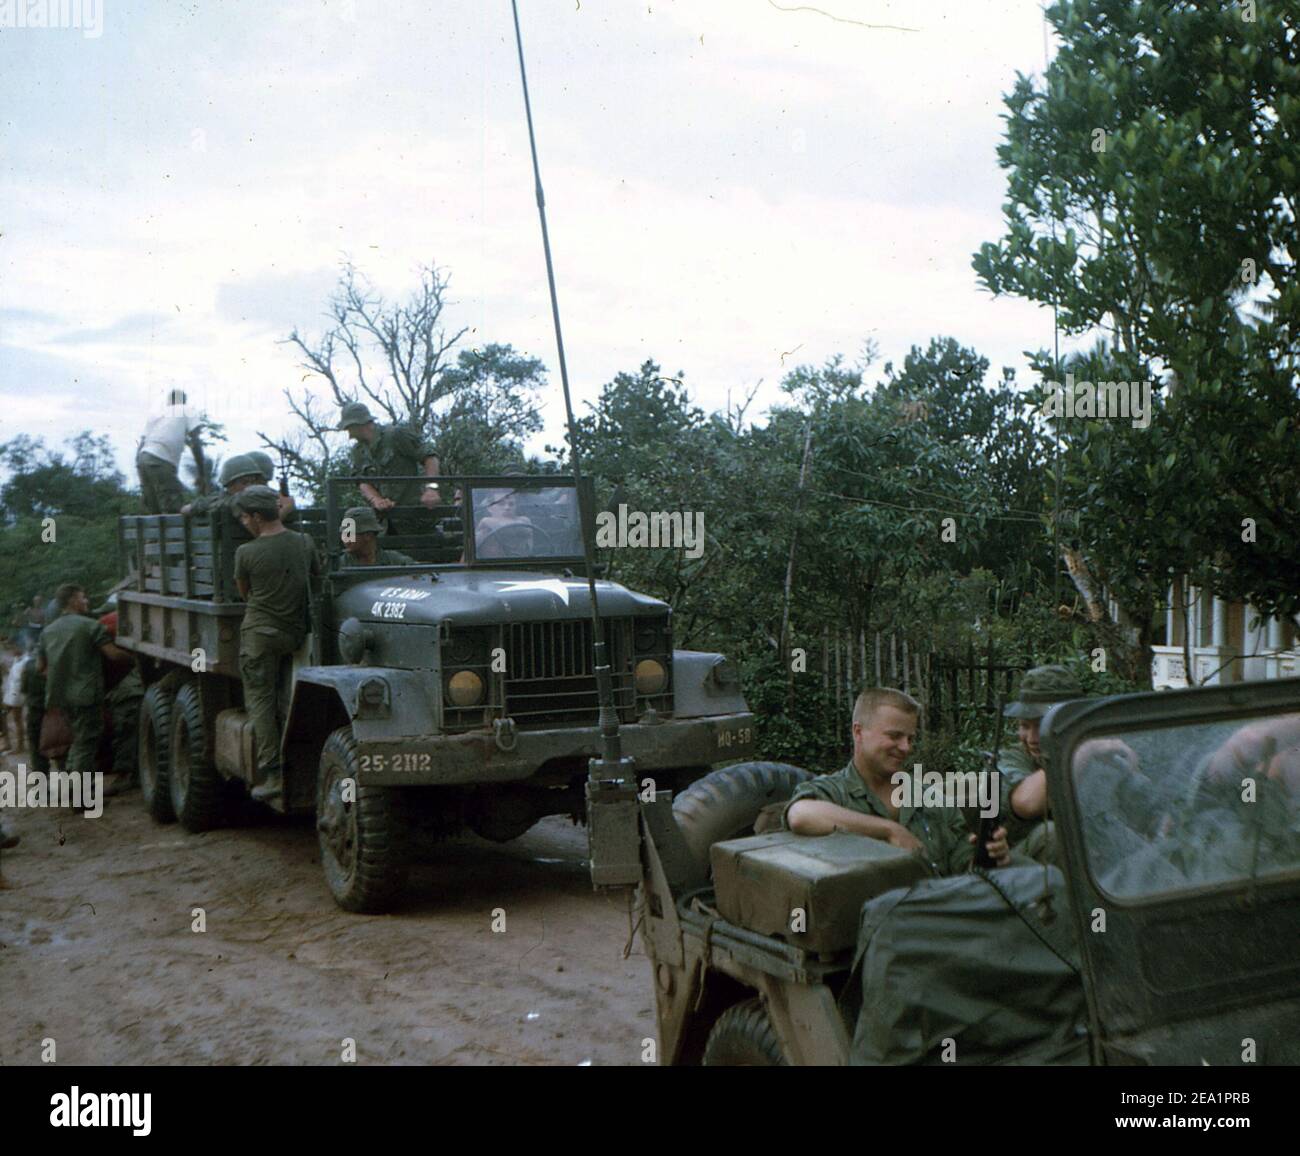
115 474 755 912
630 677 1300 1065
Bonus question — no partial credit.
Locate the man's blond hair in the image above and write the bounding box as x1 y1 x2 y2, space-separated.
852 686 921 728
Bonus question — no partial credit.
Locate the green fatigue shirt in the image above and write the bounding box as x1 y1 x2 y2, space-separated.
234 530 322 641
340 548 417 568
350 423 438 510
784 762 976 877
38 613 111 709
993 744 1040 846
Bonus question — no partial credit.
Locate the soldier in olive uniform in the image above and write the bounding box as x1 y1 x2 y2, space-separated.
184 453 298 533
995 665 1086 858
37 585 131 777
337 402 440 537
233 486 321 803
785 687 1011 876
339 506 416 568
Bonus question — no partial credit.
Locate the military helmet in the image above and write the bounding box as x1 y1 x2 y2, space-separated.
341 506 383 537
246 451 275 481
219 453 262 488
337 401 375 430
233 484 281 518
1003 664 1085 719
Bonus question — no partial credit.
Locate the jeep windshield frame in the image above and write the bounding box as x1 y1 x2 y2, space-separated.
1042 678 1300 1056
322 473 593 573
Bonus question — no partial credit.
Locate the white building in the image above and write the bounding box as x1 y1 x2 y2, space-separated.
1150 579 1298 689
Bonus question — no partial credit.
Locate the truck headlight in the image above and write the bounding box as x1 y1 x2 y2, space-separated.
338 617 373 664
635 659 667 695
448 670 484 706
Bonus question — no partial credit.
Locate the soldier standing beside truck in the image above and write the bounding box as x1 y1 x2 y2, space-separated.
37 585 131 778
337 402 440 537
232 486 321 803
785 687 1011 873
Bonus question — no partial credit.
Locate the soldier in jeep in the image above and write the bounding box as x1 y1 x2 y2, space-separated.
784 687 1011 875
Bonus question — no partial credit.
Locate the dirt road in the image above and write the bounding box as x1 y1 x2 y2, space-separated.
0 752 656 1066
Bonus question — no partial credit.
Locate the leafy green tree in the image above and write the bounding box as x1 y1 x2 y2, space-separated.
974 0 1300 627
0 432 132 621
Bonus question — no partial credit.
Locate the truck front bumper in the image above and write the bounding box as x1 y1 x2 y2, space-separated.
352 712 756 785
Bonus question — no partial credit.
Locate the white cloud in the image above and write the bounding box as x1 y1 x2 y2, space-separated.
0 0 1059 481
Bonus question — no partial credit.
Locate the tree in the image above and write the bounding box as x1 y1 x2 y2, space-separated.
268 261 548 499
973 0 1300 634
0 432 133 620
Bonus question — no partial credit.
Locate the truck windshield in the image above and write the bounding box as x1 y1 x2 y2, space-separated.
470 484 583 561
1072 710 1300 899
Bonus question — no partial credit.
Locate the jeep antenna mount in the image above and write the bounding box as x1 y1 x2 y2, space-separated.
510 2 640 886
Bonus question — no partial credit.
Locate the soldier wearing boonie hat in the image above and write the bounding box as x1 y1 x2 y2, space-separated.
337 401 440 537
997 665 1086 853
232 486 322 803
338 506 416 569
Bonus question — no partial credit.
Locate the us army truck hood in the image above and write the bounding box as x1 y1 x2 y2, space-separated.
334 568 668 625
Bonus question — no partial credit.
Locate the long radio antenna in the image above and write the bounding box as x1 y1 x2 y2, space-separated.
510 1 624 770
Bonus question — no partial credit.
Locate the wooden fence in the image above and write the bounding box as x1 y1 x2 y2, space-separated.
817 629 1030 735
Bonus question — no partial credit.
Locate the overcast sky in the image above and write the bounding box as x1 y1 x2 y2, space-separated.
0 0 1063 484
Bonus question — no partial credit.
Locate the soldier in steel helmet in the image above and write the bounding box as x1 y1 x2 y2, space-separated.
336 402 441 537
338 507 416 568
232 485 321 803
183 452 298 533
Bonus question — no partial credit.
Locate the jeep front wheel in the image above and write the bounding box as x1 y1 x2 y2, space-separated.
702 998 787 1066
316 726 407 913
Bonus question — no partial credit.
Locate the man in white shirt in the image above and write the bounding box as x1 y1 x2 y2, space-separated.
137 388 205 513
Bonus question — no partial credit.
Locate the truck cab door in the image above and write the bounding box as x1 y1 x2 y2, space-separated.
1042 678 1300 1065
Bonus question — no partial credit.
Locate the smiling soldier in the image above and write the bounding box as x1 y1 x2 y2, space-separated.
785 687 1010 875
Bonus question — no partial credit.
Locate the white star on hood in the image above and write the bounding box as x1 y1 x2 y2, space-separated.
495 578 586 606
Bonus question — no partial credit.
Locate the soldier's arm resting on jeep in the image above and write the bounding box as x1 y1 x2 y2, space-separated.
786 800 921 849
1010 769 1048 821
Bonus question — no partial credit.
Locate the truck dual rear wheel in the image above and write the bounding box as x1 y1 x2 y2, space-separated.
169 682 225 832
672 761 813 878
317 727 407 913
138 683 176 823
702 998 787 1066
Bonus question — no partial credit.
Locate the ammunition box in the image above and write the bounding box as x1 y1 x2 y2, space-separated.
710 831 931 953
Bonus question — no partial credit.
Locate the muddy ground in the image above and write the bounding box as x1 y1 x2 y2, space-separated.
0 750 657 1066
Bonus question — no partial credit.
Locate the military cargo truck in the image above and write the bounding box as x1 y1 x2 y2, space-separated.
629 677 1300 1064
116 475 755 911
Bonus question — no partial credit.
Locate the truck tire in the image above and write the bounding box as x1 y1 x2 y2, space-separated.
169 682 225 832
702 998 787 1066
672 761 812 877
317 726 407 913
138 683 176 823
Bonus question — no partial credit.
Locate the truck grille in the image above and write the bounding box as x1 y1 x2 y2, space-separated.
503 619 635 725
